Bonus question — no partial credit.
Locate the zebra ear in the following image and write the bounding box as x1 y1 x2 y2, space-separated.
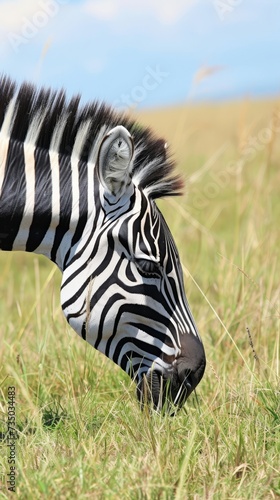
96 125 134 196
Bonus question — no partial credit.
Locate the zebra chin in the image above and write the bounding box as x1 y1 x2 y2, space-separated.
136 370 193 413
136 334 206 413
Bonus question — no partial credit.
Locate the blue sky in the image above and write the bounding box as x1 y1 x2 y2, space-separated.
0 0 279 110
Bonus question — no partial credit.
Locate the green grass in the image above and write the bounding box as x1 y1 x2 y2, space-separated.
0 99 279 499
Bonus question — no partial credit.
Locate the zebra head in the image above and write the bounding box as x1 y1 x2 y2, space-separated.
0 76 204 413
61 125 205 411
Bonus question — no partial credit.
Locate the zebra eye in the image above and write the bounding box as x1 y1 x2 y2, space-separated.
135 259 162 278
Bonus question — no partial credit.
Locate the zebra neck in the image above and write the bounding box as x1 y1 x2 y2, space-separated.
0 136 92 269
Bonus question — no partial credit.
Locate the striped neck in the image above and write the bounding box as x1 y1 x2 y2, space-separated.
0 135 93 270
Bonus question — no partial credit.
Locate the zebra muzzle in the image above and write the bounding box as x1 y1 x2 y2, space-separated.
176 332 206 396
137 369 191 412
137 335 206 412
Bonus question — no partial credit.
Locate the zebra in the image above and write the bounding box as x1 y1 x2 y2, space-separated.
0 75 206 411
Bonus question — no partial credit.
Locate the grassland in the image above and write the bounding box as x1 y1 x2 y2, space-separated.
0 98 279 499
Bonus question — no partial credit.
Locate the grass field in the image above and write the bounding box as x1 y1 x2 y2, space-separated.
0 98 279 499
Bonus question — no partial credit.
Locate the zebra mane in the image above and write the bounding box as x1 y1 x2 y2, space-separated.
0 75 183 199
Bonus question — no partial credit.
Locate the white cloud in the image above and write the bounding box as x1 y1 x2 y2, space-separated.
147 0 199 25
0 0 72 59
83 0 199 25
0 0 40 34
83 0 117 21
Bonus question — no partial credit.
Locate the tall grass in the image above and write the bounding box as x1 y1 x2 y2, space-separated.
0 98 279 499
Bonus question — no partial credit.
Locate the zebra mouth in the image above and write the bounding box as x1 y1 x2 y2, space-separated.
136 369 191 412
136 341 206 412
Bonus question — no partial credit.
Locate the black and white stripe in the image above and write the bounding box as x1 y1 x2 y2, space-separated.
0 76 205 410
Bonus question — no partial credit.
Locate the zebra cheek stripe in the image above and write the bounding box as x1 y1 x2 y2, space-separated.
0 75 206 412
